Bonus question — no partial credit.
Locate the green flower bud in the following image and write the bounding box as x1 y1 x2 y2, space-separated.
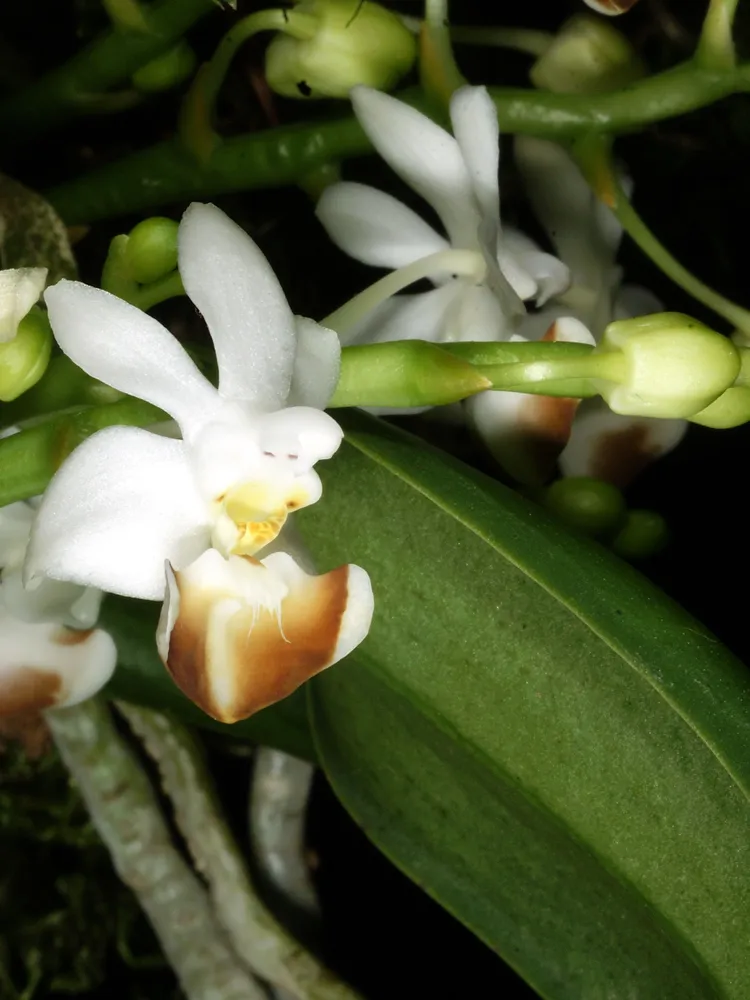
132 41 197 93
125 217 179 285
690 387 750 428
530 14 645 94
0 306 53 402
543 476 626 538
596 313 741 419
612 509 669 561
331 341 490 408
265 0 416 99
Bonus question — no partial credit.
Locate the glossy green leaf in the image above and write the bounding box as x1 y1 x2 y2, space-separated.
98 596 315 761
300 409 750 1000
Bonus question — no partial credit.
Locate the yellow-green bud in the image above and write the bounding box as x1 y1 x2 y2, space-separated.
132 41 197 93
691 387 750 428
0 306 53 402
543 476 626 538
530 15 645 94
125 217 179 285
612 509 669 561
596 312 741 419
265 0 416 99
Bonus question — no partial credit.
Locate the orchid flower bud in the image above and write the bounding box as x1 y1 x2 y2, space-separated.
530 15 645 94
265 0 416 99
690 346 750 428
124 217 179 284
612 509 669 561
543 476 626 538
595 313 741 419
132 41 197 93
0 306 53 401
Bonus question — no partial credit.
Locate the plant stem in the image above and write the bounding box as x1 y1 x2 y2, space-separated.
322 249 484 337
48 698 266 1000
46 61 750 224
696 0 741 70
179 8 316 159
0 0 216 143
574 134 750 334
420 0 466 103
118 704 365 1000
401 16 553 56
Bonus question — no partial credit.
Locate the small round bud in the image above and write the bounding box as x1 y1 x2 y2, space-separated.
597 313 741 419
690 387 750 428
132 41 197 93
612 509 669 561
265 0 416 99
543 476 626 538
530 15 645 94
0 306 53 402
125 217 179 285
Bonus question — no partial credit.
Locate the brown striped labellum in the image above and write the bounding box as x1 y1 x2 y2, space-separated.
157 548 373 723
0 617 116 716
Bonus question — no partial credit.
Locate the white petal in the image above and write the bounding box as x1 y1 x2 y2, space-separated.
502 227 571 305
614 283 663 320
514 136 621 296
178 203 296 410
26 427 209 601
0 609 116 715
287 317 341 409
446 282 516 342
44 280 219 437
1 566 97 628
351 86 478 249
0 267 47 342
316 182 449 269
341 284 460 346
560 400 687 487
449 86 500 226
0 501 34 569
258 406 343 468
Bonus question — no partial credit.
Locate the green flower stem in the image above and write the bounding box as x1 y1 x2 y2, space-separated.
696 0 741 70
401 16 553 57
47 698 267 1000
118 704 365 1000
0 356 122 429
420 0 466 104
0 0 216 144
443 340 603 397
0 397 163 506
574 135 750 334
47 60 750 224
179 8 315 160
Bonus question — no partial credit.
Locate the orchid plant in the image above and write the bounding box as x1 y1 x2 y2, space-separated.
2 0 750 998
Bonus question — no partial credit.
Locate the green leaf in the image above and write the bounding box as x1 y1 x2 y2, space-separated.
301 409 750 1000
98 596 315 761
0 173 76 281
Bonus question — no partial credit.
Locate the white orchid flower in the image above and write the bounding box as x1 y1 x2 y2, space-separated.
25 203 373 724
316 85 570 347
1 498 116 718
465 137 686 486
0 267 47 342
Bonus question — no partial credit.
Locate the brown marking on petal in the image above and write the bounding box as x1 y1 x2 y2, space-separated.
589 425 659 487
0 668 62 716
52 628 94 646
0 712 51 758
515 395 581 482
542 322 559 343
164 564 350 724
